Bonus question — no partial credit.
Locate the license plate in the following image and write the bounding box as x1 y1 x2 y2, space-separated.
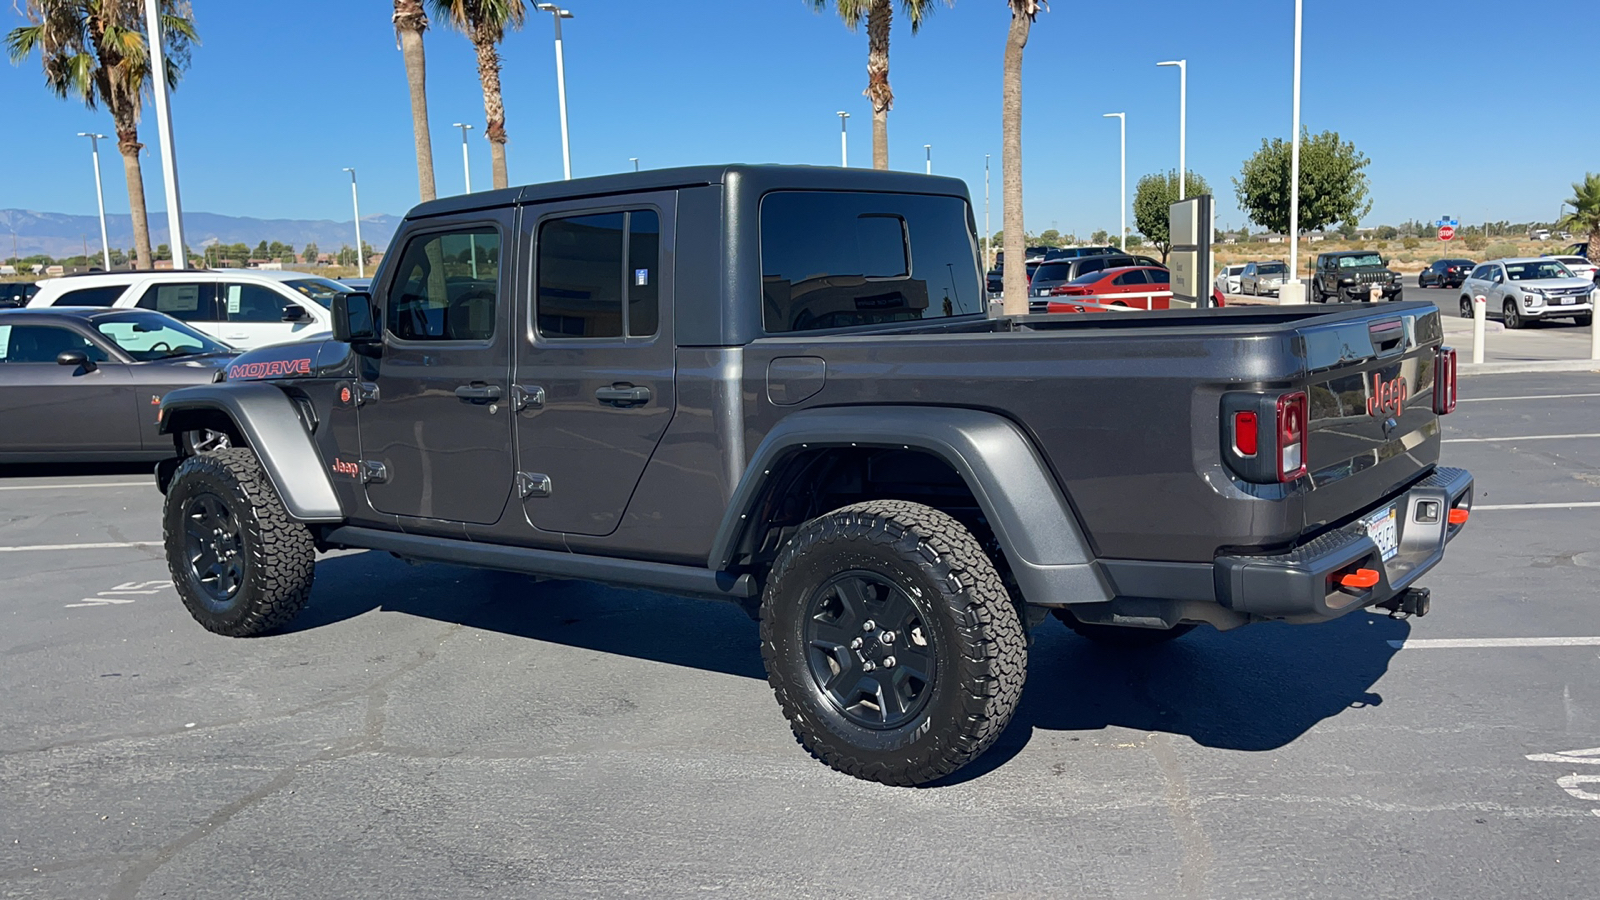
1558 297 1575 305
1364 506 1399 562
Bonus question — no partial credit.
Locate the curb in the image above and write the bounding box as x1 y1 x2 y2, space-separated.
1460 359 1600 376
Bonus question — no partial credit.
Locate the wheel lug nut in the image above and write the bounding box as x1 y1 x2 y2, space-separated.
861 661 877 672
862 620 876 632
849 637 863 650
883 656 896 668
880 631 896 644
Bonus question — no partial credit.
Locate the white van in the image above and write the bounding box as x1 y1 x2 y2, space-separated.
26 269 345 350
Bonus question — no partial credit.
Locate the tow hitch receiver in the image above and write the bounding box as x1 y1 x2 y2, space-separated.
1377 587 1431 619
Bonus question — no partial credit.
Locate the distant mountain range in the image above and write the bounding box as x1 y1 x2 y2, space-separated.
0 209 401 259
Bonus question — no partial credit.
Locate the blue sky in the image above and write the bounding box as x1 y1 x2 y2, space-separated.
2 0 1593 238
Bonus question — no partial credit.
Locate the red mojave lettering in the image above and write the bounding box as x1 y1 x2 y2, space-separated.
228 357 313 380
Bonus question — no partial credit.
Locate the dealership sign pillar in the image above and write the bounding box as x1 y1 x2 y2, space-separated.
1168 194 1214 308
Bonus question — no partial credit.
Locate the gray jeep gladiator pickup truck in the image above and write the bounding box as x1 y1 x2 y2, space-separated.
155 165 1472 785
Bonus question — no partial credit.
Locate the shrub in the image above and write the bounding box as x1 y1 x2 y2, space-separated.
1402 237 1421 250
1485 242 1518 259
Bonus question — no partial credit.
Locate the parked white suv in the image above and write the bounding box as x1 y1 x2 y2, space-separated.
26 269 345 349
1458 258 1594 329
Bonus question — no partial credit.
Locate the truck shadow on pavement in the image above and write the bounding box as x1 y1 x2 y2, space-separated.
294 552 1409 784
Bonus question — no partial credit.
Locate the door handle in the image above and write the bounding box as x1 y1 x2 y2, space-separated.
595 384 651 407
455 383 503 402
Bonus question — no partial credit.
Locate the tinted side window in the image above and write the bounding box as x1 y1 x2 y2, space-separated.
2 324 108 363
221 283 290 323
536 210 659 339
760 191 982 334
387 228 500 342
136 283 217 321
55 285 128 307
1113 270 1147 286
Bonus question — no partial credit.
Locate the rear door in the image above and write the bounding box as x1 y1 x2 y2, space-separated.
514 194 677 537
359 214 515 525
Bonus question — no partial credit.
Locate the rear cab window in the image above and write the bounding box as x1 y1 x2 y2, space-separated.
52 284 128 307
760 191 982 334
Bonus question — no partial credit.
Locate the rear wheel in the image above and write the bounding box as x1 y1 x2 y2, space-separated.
759 500 1027 786
1503 300 1523 329
1052 609 1196 647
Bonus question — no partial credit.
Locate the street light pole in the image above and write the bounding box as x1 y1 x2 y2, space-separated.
837 111 850 167
343 168 364 279
630 157 639 172
924 144 932 175
984 154 991 270
1287 0 1304 301
535 4 574 180
451 123 473 193
1103 113 1126 252
77 132 112 270
1157 60 1187 200
143 0 186 268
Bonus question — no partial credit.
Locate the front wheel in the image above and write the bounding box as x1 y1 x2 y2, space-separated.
1576 313 1593 327
1460 296 1474 318
760 500 1027 786
163 448 316 637
1503 300 1523 329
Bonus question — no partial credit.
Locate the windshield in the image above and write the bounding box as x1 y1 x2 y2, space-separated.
94 311 231 361
1034 263 1072 281
1506 261 1573 281
1337 254 1385 268
1257 263 1286 275
281 277 350 308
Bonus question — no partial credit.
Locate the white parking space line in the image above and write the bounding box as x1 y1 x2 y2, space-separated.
0 541 159 553
1443 433 1600 443
1475 502 1600 511
0 481 151 492
1388 637 1600 650
1459 393 1600 403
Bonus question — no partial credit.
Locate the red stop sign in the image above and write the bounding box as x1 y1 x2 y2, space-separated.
1438 225 1455 241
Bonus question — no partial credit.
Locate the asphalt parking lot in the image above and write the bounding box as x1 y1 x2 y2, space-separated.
4 373 1600 899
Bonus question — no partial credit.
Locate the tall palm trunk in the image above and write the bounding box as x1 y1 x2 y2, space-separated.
999 10 1031 315
395 0 436 202
865 0 892 170
114 123 152 270
473 29 509 190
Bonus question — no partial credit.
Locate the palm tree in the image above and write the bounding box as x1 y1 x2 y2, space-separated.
7 0 198 270
1558 173 1600 263
429 0 526 190
807 1 948 171
395 0 436 202
999 0 1039 316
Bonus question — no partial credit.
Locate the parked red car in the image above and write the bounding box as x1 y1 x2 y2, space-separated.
1043 266 1226 313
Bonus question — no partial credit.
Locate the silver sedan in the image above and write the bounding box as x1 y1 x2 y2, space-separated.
1239 261 1288 296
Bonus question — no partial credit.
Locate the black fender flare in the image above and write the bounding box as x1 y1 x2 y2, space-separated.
709 406 1113 607
159 383 343 523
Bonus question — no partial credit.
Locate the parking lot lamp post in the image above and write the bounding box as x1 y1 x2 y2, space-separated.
984 154 991 270
451 123 473 193
1103 113 1126 252
77 133 112 270
630 158 639 172
837 112 850 167
924 144 932 175
1287 0 1304 301
535 4 574 180
343 168 364 279
1156 60 1186 200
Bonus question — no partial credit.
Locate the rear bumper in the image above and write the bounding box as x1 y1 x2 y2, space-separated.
1214 466 1473 622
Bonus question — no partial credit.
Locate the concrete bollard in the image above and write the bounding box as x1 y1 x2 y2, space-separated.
1592 292 1600 361
1472 295 1487 365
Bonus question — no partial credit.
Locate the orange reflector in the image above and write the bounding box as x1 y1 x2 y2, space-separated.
1448 508 1470 525
1341 569 1380 589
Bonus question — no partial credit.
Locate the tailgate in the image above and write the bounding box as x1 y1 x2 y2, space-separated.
1299 306 1445 532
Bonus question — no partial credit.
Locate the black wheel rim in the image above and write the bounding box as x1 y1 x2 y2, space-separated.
802 570 937 730
182 491 245 612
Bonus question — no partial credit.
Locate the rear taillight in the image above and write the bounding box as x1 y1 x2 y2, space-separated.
1434 346 1458 414
1233 411 1259 457
1276 391 1307 482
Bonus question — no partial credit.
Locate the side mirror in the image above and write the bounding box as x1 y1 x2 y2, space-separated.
57 350 96 372
281 304 309 323
332 291 378 343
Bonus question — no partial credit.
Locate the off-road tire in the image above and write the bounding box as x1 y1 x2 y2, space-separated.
759 500 1026 786
163 448 315 637
1053 609 1196 647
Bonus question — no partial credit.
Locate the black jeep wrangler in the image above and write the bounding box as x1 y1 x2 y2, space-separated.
1312 250 1405 303
154 166 1471 785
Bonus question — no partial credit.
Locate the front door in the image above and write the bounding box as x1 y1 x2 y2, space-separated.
514 196 677 537
0 323 137 453
215 282 319 349
359 214 515 525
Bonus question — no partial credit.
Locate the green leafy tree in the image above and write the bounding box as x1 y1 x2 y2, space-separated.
154 242 171 261
1090 229 1108 245
303 242 320 264
1556 172 1600 261
1132 169 1211 262
806 0 949 171
1375 225 1398 240
1337 221 1357 239
1036 228 1061 246
429 0 527 190
999 0 1042 315
254 240 270 260
6 1 198 270
1233 128 1372 236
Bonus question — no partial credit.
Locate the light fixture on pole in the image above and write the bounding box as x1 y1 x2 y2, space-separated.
1286 0 1305 303
143 0 186 268
836 112 851 167
1102 114 1126 252
77 132 112 270
630 158 639 172
343 168 365 279
1156 59 1187 201
451 122 473 193
535 4 574 180
924 144 932 175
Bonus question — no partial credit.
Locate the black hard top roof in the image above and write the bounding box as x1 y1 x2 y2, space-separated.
1320 249 1383 256
406 163 973 219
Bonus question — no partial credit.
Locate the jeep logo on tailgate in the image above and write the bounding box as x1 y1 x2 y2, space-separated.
1366 372 1407 418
